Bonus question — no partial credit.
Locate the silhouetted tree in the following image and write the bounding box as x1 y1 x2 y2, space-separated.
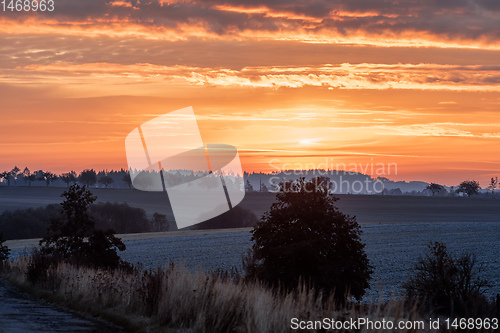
260 182 268 192
33 170 45 184
11 166 20 185
23 167 35 187
404 242 490 316
39 185 128 269
150 212 169 232
245 180 254 192
98 174 114 188
244 177 372 303
487 177 497 195
42 171 58 187
79 169 97 187
456 180 480 197
0 171 12 186
60 171 77 187
426 183 443 196
122 173 132 189
391 188 403 195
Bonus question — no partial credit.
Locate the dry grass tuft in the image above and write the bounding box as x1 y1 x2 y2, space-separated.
2 256 435 332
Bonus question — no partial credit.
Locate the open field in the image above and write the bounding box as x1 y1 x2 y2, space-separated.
2 187 499 319
6 222 500 303
241 192 500 223
1 187 500 232
4 227 252 251
0 186 174 220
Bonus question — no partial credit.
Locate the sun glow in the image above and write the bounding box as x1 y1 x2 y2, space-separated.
298 139 321 146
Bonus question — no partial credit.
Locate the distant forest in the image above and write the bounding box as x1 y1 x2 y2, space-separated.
0 202 160 240
244 171 499 198
1 166 499 197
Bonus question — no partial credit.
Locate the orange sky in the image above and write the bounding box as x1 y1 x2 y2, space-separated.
1 0 500 186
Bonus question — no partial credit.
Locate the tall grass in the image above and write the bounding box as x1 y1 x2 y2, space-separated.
2 256 433 332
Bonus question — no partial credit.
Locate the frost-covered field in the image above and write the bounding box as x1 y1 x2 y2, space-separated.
120 222 500 301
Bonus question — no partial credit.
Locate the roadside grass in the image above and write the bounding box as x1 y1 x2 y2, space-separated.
1 255 434 333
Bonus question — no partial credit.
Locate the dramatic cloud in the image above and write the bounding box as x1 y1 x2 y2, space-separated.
9 62 500 92
1 0 499 184
2 0 500 48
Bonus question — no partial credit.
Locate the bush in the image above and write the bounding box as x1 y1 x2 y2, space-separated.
244 177 372 303
26 248 61 286
404 242 492 316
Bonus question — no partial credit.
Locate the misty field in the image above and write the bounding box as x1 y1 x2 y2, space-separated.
4 221 499 332
2 187 500 225
2 186 500 300
3 187 500 300
115 222 499 302
2 186 500 331
7 222 500 302
0 187 174 221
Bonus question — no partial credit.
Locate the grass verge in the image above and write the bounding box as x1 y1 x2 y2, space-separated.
2 256 435 332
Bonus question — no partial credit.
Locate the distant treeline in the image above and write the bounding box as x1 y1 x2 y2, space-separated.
0 201 259 240
244 170 432 194
244 171 499 197
2 166 499 198
0 202 167 240
0 167 133 189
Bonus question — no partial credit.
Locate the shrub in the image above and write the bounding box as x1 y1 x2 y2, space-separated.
244 177 373 303
84 229 127 269
404 242 492 316
26 248 61 286
39 184 129 270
